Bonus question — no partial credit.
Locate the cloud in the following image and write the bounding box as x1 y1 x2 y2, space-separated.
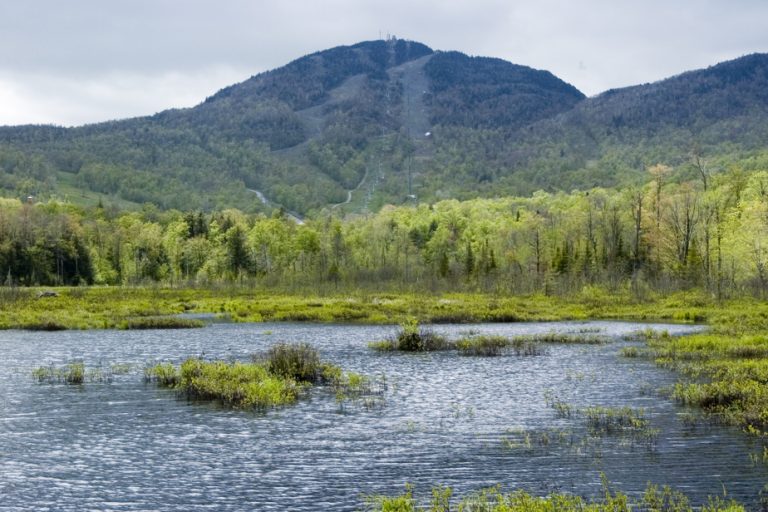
0 66 247 127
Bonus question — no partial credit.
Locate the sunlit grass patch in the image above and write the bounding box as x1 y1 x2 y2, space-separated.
146 358 301 409
362 480 745 511
147 342 384 411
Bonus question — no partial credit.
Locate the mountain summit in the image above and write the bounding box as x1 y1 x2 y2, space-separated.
0 40 766 213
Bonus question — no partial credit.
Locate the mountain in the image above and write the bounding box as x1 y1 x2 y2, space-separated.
0 40 766 214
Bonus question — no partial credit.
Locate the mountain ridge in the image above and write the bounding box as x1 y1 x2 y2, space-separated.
0 40 766 213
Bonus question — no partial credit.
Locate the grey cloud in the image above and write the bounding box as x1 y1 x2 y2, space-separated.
0 0 766 125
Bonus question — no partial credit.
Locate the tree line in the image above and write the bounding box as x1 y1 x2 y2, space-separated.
2 163 768 298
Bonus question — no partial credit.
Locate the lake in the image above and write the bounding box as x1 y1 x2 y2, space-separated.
1 321 765 510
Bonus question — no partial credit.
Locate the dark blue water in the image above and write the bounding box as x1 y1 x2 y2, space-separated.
0 321 765 511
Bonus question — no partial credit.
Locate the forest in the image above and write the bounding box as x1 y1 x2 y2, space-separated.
3 158 768 300
4 41 763 218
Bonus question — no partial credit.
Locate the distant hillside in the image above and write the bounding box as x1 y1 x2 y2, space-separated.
0 41 766 213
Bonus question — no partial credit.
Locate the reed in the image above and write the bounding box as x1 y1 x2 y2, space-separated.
121 316 205 329
32 362 112 384
455 335 509 356
513 332 609 345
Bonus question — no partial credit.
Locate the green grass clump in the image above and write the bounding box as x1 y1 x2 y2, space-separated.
620 346 640 358
370 318 451 352
121 316 205 329
147 343 382 410
145 362 180 387
456 335 510 356
645 331 768 434
32 362 111 384
362 481 744 511
583 406 650 435
147 358 301 409
513 332 608 345
454 335 544 356
260 342 336 383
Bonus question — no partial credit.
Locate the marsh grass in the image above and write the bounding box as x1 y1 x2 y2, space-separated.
146 358 301 409
643 331 768 434
455 335 509 356
543 392 658 448
110 362 132 375
455 335 545 356
513 332 609 345
363 480 744 511
120 316 204 329
32 362 112 384
0 286 752 332
147 343 383 411
259 342 326 383
583 406 651 435
620 346 640 358
23 321 68 331
370 318 451 352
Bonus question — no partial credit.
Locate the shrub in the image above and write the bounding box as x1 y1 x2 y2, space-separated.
395 318 451 352
263 342 324 382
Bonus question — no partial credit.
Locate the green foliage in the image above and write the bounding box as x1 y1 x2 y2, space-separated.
583 406 650 435
261 342 327 383
32 362 112 385
363 481 745 511
513 333 608 345
7 151 768 297
121 317 204 329
1 44 766 216
146 343 380 410
148 357 301 409
620 346 640 357
144 362 180 387
392 318 451 352
455 335 522 356
424 51 584 130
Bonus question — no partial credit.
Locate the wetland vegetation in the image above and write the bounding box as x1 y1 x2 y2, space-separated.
145 342 379 410
364 481 747 511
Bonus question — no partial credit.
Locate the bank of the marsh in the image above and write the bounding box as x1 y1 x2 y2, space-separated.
0 285 741 331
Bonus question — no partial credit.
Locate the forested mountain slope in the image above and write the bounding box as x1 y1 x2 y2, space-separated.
0 40 766 214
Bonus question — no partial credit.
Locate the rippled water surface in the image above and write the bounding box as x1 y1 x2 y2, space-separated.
1 321 766 511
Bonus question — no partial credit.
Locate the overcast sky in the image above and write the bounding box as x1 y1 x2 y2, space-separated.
0 0 765 127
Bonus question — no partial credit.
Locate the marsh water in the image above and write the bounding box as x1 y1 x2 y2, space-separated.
1 321 766 511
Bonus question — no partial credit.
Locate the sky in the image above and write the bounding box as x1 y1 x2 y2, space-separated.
0 0 765 127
